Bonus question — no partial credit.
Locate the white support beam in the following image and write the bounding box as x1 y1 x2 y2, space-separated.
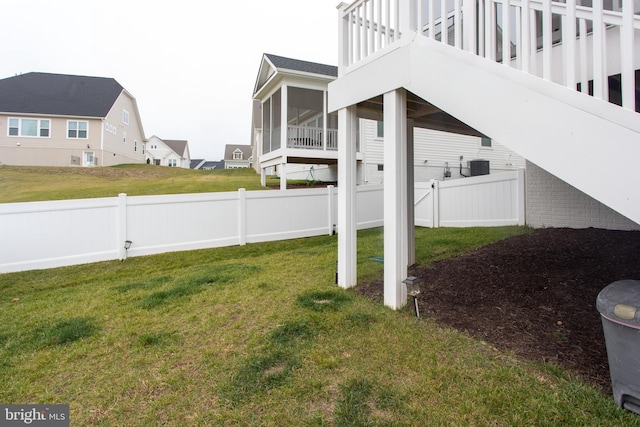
383 89 408 309
407 118 415 266
337 106 358 289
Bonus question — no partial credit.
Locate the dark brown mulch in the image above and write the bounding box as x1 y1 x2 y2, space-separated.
356 227 640 392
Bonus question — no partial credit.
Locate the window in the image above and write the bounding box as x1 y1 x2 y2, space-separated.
233 150 243 160
168 159 177 167
68 121 88 139
123 109 129 124
123 131 126 143
8 118 50 137
376 121 384 138
134 140 137 152
142 144 145 155
481 137 492 148
377 164 384 171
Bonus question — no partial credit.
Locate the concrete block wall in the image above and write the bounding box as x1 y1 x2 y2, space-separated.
526 161 640 231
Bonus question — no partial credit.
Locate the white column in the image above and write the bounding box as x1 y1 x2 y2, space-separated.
337 106 357 289
383 89 408 309
260 168 266 187
407 119 415 266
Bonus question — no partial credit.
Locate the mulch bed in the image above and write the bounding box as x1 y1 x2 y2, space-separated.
356 227 640 392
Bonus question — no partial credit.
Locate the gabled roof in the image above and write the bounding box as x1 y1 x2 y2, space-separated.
0 72 125 117
264 54 337 77
164 139 188 157
253 53 337 98
224 144 252 161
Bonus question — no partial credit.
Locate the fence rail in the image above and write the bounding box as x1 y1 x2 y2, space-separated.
0 171 524 274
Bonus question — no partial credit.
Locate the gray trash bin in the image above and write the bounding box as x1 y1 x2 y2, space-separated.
596 280 640 414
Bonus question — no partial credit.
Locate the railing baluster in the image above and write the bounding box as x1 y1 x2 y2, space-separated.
578 17 588 93
454 0 462 49
386 0 392 44
429 0 435 39
542 0 552 80
369 0 375 54
440 0 446 43
564 0 577 89
377 0 383 48
521 0 530 73
502 0 511 66
592 0 607 101
621 0 635 111
355 6 362 62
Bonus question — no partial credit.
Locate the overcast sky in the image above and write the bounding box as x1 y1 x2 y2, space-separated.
0 0 340 161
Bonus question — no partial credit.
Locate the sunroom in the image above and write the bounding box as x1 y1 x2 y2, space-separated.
252 53 363 189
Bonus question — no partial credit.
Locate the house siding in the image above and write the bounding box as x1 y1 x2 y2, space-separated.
359 119 526 184
101 92 146 166
526 161 639 231
0 115 104 166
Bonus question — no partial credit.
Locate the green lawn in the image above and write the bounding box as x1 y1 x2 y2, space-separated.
0 164 290 203
1 226 636 426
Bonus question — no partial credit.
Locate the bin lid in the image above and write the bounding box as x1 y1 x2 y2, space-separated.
596 280 640 327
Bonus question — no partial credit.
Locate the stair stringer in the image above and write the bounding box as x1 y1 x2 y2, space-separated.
405 36 640 225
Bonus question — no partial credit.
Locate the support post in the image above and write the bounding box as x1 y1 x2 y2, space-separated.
280 163 287 190
337 106 358 289
118 193 128 260
260 168 266 187
238 188 247 245
327 185 336 236
383 89 408 309
407 119 415 266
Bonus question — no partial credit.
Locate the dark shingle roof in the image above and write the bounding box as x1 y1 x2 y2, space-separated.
0 72 124 117
265 54 337 78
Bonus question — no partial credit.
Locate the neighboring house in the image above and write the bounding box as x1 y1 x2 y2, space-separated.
190 159 224 170
146 136 191 168
190 159 206 169
329 0 640 310
251 53 525 187
0 72 146 167
224 144 252 169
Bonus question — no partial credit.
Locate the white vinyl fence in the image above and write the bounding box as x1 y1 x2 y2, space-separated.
0 170 524 273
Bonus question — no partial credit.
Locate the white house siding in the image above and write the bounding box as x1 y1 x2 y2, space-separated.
359 119 526 184
526 161 640 231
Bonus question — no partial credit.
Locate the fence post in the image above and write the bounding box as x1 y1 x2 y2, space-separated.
517 168 526 225
432 180 440 228
327 185 336 235
238 188 247 245
118 193 127 260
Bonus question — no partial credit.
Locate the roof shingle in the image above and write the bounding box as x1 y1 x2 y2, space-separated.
0 72 124 117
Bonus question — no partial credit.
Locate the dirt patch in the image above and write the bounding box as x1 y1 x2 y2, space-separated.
356 227 640 392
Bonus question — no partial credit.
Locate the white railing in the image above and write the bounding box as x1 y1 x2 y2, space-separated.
0 171 524 274
339 0 640 111
287 126 339 150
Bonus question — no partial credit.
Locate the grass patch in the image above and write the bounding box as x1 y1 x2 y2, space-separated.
29 317 100 348
0 226 637 425
0 165 332 203
297 290 352 312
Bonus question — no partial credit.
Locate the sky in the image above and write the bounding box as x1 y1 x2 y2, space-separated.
0 0 340 161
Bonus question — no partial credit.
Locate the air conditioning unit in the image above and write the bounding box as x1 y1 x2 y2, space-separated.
468 159 490 176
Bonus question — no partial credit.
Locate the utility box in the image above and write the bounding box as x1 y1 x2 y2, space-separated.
596 279 640 414
468 159 490 176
